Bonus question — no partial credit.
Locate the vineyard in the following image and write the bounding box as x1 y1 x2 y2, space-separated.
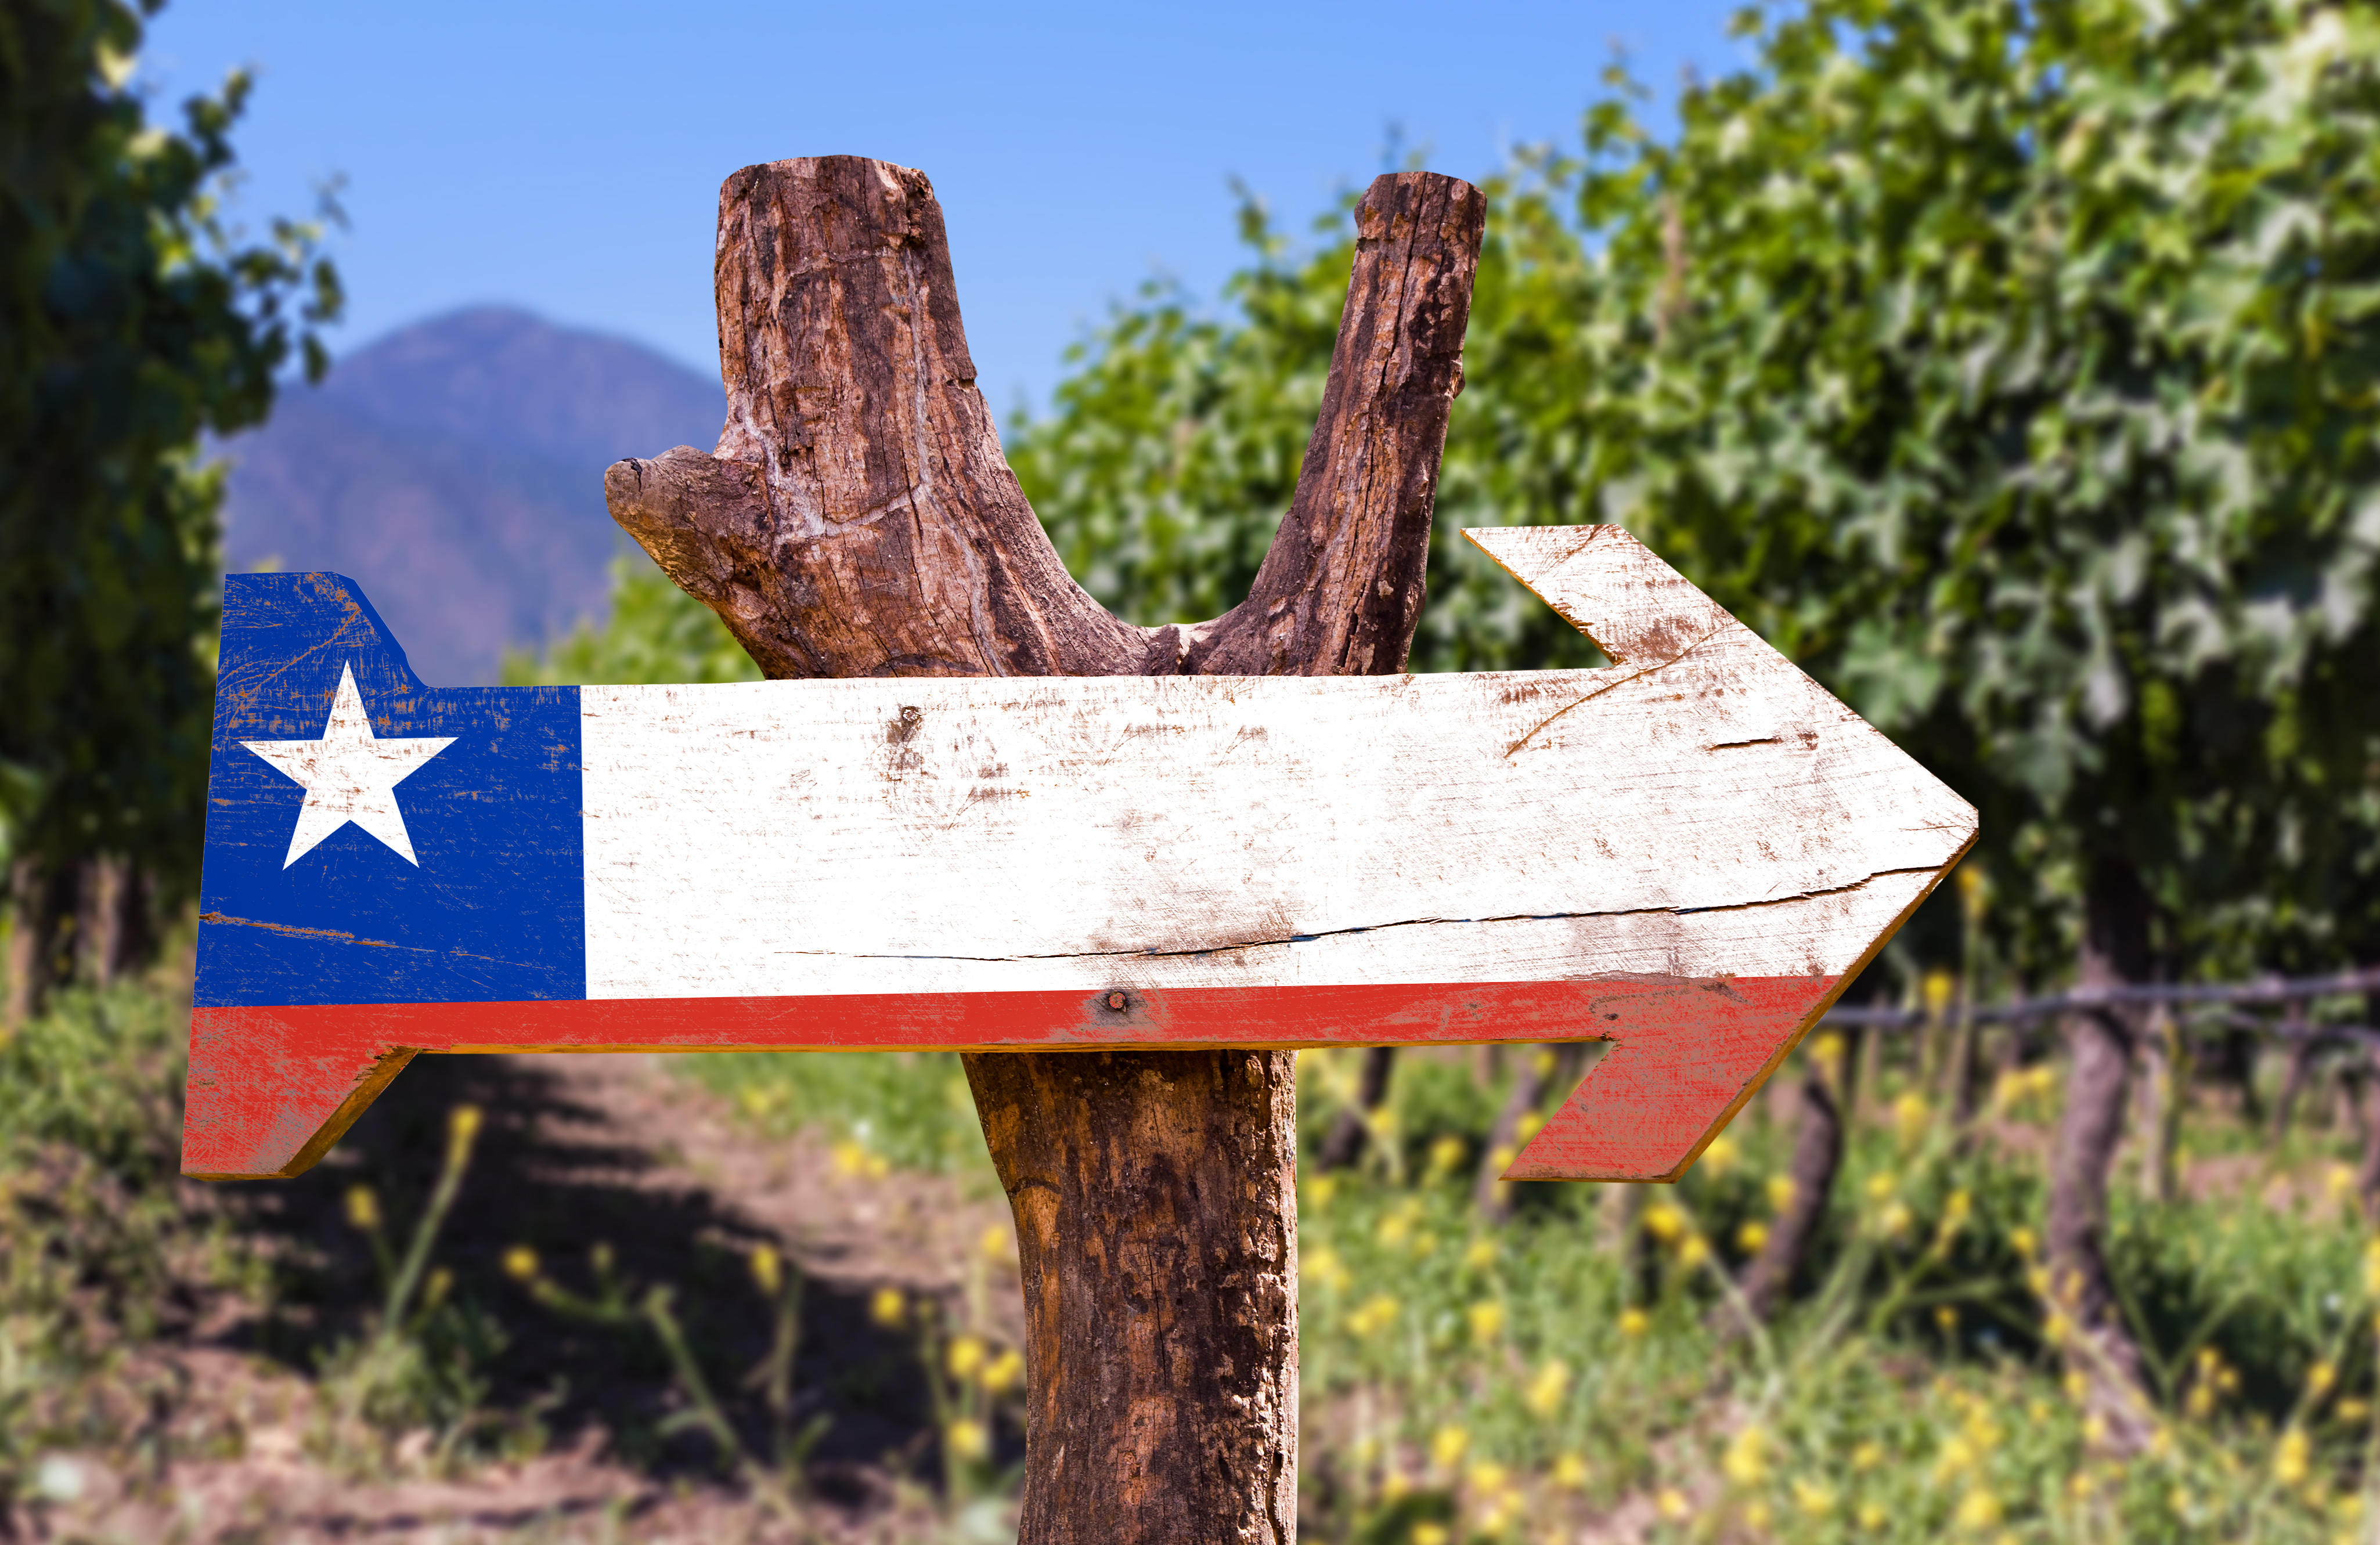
2 936 2376 1542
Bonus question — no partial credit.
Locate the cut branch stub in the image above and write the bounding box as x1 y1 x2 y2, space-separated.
605 154 1484 1545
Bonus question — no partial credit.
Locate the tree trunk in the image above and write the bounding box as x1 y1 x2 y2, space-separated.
2133 1003 2184 1205
4 857 79 1026
76 857 150 987
967 1051 1299 1542
1315 1046 1395 1172
605 155 1483 1542
2269 999 2315 1140
1474 1044 1553 1220
2044 854 2158 1455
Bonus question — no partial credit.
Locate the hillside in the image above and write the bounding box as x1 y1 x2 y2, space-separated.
218 307 724 685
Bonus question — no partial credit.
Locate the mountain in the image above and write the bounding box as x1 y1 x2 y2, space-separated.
218 307 725 685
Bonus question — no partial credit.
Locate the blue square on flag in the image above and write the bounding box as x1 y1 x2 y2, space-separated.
197 572 585 1008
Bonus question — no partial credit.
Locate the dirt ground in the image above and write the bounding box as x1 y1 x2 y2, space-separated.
17 1052 1024 1544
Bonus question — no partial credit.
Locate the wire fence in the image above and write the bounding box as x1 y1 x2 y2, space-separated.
1822 965 2380 1046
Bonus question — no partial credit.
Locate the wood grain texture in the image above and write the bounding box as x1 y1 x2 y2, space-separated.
600 155 1483 1545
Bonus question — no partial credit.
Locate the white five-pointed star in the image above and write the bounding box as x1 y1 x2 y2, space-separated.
242 664 456 868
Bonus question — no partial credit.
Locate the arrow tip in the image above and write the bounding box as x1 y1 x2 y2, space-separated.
1464 526 1737 669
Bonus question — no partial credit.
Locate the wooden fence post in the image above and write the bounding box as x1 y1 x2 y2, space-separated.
607 156 1483 1542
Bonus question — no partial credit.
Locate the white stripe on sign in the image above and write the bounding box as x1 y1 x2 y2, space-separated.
579 635 1968 1001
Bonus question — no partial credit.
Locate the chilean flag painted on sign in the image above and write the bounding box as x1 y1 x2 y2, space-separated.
187 529 1976 1183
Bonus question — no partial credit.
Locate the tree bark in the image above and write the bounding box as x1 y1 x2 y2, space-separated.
2269 999 2316 1140
2133 1003 2184 1205
1474 1046 1545 1220
2044 854 2158 1455
606 155 1483 1542
1315 1046 1395 1172
4 857 78 1026
1733 1028 1856 1324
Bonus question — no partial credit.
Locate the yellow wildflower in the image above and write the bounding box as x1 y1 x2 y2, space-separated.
832 1139 867 1176
1865 1171 1898 1202
1722 1425 1767 1486
1525 1359 1570 1418
1409 1525 1447 1545
2327 1163 2358 1205
449 1103 482 1147
1642 1203 1687 1243
1430 1424 1469 1471
1955 1489 2002 1529
870 1286 906 1328
2009 1226 2037 1260
1428 1134 1467 1176
502 1244 539 1282
1936 1305 1959 1335
947 1334 986 1381
1618 1306 1650 1338
1466 1300 1506 1343
1467 1460 1508 1493
1463 1236 1498 1271
1737 1221 1770 1254
1858 1500 1888 1529
749 1243 783 1296
1348 1293 1400 1338
1377 1211 1413 1250
2276 1428 2312 1487
1307 1248 1348 1294
982 1348 1024 1394
1679 1236 1712 1270
1306 1174 1337 1211
980 1223 1012 1261
1894 1091 1931 1150
1792 1478 1836 1517
1487 1144 1516 1172
1921 970 1956 1019
344 1185 381 1232
2339 1398 2371 1424
1656 1488 1691 1521
2364 1238 2380 1297
1880 1201 1914 1237
1744 1499 1773 1530
1766 1175 1798 1212
1851 1441 1884 1470
946 1418 989 1461
2310 1360 2338 1398
1701 1135 1739 1175
1551 1452 1589 1490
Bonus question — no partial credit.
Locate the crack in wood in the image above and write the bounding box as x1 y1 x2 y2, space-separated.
757 865 1944 965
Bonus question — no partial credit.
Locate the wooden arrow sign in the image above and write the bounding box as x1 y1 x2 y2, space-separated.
185 525 1975 1181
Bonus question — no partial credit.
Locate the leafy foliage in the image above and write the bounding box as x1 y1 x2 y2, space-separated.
0 0 339 893
1557 0 2380 974
502 557 760 688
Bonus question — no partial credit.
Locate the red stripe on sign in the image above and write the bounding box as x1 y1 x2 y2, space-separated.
182 975 1838 1181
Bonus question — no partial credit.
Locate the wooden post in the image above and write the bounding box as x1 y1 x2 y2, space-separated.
607 156 1483 1541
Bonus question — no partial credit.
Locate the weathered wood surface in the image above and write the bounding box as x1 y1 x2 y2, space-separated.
606 156 1484 1545
183 526 1975 1183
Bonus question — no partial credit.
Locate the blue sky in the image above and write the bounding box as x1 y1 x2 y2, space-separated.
144 1 1745 411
